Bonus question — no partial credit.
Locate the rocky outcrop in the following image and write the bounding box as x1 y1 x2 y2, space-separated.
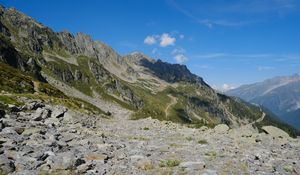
0 97 299 175
140 58 208 85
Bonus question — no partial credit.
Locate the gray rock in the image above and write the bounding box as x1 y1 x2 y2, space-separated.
51 106 67 118
202 169 218 175
0 155 16 173
23 101 45 110
262 126 290 138
214 124 229 133
44 117 60 126
47 152 76 170
32 108 49 121
180 161 206 170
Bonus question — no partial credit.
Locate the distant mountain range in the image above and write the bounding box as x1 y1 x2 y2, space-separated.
0 5 298 136
227 73 300 130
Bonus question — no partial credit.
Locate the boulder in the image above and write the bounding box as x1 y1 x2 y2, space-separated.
23 101 45 110
0 155 16 173
32 108 49 121
262 126 290 138
214 124 229 133
51 106 67 118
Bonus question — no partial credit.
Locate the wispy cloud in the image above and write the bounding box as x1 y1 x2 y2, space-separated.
174 54 188 64
257 66 275 71
144 35 156 45
167 0 299 28
193 53 300 60
172 47 188 64
193 64 214 69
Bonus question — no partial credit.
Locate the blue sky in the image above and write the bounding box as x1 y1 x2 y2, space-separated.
2 0 300 90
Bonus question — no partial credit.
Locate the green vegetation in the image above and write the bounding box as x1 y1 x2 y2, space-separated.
205 151 217 157
143 127 150 130
159 160 181 167
0 168 8 175
254 109 300 138
0 63 104 115
0 63 34 94
0 95 24 107
198 139 208 144
169 143 182 148
185 136 193 141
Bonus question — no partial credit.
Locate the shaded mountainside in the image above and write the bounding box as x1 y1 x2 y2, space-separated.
0 5 298 136
227 73 300 131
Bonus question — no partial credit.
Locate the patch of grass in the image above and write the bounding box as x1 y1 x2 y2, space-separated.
198 139 208 144
185 136 193 141
205 151 217 157
22 94 104 115
283 165 294 172
0 63 34 94
0 95 24 107
169 143 182 148
0 168 8 175
143 127 150 130
128 136 149 141
159 160 181 167
166 160 181 167
38 169 75 175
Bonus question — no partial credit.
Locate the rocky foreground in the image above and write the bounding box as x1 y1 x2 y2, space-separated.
0 97 299 175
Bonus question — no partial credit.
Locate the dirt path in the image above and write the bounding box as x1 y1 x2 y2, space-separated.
33 81 40 93
250 111 266 125
165 94 177 118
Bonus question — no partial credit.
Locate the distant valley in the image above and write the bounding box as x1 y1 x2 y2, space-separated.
227 73 300 130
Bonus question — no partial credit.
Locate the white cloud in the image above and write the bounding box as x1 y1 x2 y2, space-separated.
160 33 176 47
152 48 158 54
212 84 236 92
171 47 186 55
257 66 275 71
174 54 188 64
144 36 156 45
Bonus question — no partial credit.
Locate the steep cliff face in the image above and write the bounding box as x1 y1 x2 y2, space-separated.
0 5 297 135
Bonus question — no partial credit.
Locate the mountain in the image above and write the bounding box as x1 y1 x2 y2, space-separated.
0 5 300 175
227 73 300 130
0 5 298 136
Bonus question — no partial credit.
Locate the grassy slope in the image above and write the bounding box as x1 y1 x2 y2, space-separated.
0 63 105 115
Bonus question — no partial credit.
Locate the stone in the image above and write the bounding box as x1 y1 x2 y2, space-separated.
37 151 55 161
44 117 60 126
262 126 290 138
51 106 67 118
8 104 21 112
214 124 229 133
14 127 25 135
32 108 49 121
202 169 218 175
0 155 16 173
180 161 206 170
48 152 76 170
199 126 208 131
23 101 45 110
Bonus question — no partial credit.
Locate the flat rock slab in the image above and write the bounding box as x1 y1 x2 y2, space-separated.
262 126 290 138
214 124 229 133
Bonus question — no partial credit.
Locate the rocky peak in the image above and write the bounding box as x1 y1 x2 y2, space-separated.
140 58 208 85
124 52 155 65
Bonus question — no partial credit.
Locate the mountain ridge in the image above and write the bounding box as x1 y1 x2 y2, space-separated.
0 5 298 136
227 73 300 130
